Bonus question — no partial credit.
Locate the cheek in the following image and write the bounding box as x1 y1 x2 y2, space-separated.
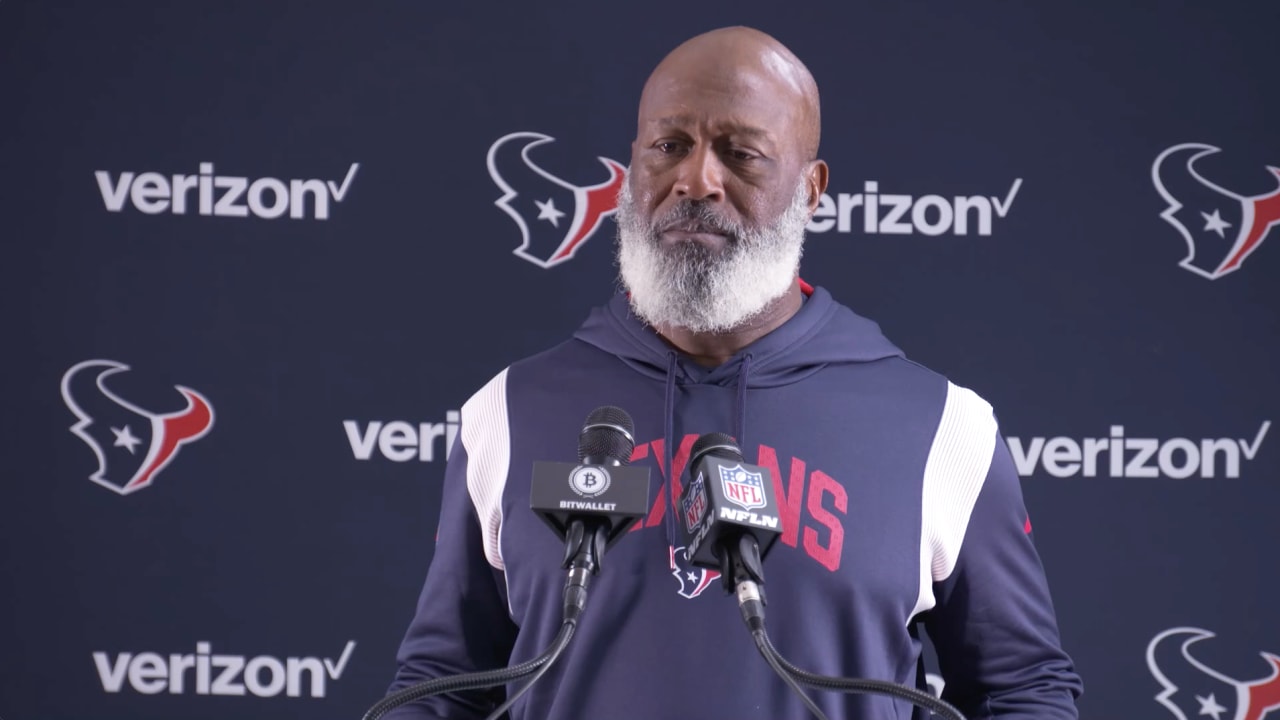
630 172 667 207
736 186 782 227
635 185 671 219
752 176 793 215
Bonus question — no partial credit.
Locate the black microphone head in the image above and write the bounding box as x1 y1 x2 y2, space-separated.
578 406 635 465
690 432 743 469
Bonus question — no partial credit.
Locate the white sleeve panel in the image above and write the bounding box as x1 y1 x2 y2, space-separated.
910 381 998 621
462 367 511 571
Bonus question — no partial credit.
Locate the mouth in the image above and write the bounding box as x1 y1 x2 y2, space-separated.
659 220 730 245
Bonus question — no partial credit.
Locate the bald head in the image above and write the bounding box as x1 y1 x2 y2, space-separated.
616 26 831 338
640 26 821 159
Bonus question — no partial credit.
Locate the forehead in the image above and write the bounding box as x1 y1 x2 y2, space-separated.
637 63 802 139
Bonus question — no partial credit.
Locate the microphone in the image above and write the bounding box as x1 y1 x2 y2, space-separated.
476 408 649 720
676 434 829 716
678 432 781 596
674 434 970 720
530 406 651 564
578 405 635 465
361 407 652 720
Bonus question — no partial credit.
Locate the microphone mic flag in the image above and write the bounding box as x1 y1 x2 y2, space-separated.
530 406 651 550
679 432 782 570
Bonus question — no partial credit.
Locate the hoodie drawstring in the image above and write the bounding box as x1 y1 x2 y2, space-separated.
735 353 753 454
663 350 678 546
663 350 752 546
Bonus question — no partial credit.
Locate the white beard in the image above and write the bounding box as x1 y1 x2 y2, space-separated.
615 177 810 334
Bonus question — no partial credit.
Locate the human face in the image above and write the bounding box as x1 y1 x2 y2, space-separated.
627 61 816 250
616 57 821 333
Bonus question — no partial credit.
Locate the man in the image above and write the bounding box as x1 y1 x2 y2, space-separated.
382 26 1082 719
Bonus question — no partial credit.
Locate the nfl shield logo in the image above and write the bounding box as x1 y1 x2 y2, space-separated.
719 464 766 511
683 472 708 534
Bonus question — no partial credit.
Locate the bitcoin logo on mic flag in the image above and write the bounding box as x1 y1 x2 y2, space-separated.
570 465 611 498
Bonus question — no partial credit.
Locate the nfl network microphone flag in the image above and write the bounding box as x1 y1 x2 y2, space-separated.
680 452 782 570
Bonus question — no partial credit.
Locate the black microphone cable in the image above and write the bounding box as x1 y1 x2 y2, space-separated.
759 629 966 720
752 628 830 720
730 542 966 720
359 620 570 720
361 519 605 720
362 407 634 720
690 432 967 720
687 434 828 719
725 533 829 720
480 517 607 720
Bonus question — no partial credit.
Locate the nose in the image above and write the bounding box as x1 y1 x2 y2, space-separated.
673 145 725 202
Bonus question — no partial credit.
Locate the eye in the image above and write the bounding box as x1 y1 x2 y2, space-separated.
654 140 686 155
725 147 758 162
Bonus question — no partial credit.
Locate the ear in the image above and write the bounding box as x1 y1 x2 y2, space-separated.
805 159 829 214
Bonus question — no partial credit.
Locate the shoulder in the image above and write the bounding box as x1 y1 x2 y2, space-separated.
458 337 596 408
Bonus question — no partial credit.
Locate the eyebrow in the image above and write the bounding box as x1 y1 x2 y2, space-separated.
650 115 774 141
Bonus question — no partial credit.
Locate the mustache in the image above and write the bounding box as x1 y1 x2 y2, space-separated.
654 200 740 241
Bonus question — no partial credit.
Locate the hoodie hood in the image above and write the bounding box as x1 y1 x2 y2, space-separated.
572 282 904 387
571 281 904 550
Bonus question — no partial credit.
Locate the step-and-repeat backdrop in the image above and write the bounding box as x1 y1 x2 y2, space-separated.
2 1 1276 718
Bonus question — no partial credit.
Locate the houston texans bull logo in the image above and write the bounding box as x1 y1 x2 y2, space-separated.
486 131 626 268
1152 143 1280 280
61 360 214 495
670 545 720 600
1147 627 1280 720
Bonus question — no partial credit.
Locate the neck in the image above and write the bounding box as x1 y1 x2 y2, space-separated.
656 282 804 367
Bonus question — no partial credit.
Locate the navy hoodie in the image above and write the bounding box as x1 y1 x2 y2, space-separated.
384 284 1082 719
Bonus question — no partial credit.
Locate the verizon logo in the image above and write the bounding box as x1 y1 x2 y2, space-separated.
95 162 359 220
806 179 1022 236
93 640 356 698
344 412 460 462
1007 421 1270 478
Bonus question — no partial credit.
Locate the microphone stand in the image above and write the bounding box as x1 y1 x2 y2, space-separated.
479 519 608 719
724 533 967 720
360 520 606 720
721 534 830 720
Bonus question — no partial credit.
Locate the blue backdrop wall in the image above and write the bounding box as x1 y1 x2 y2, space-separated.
2 1 1277 718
